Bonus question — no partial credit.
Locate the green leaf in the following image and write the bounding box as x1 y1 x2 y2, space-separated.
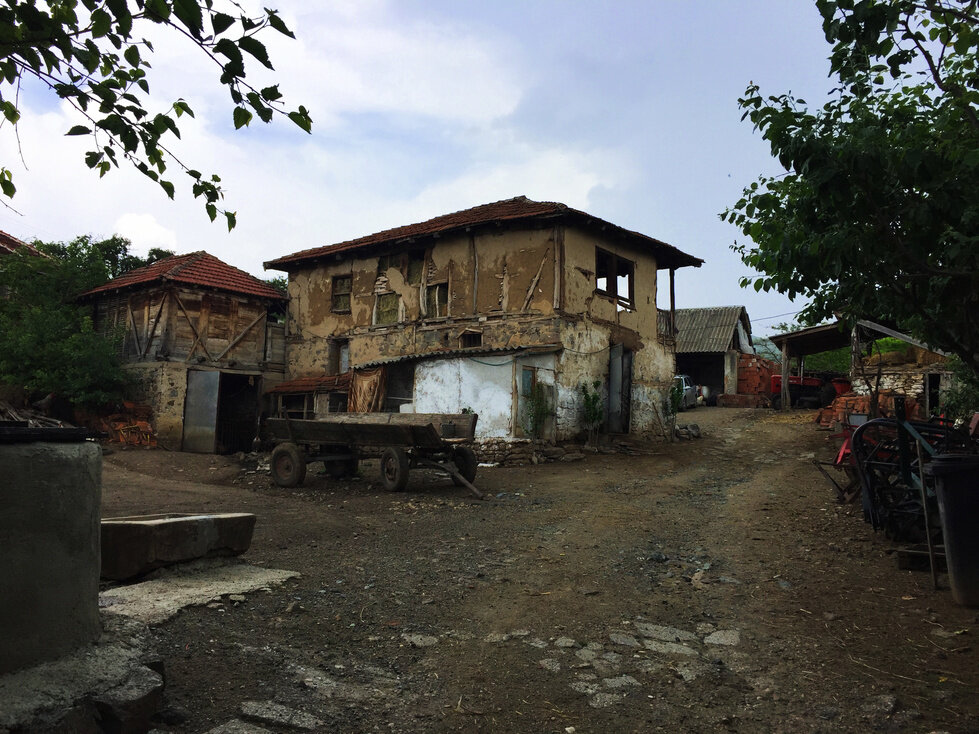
0 176 15 198
288 108 312 133
233 106 252 129
124 45 140 67
225 211 237 230
160 179 175 199
238 35 273 69
211 12 235 35
173 100 194 118
91 8 112 38
266 11 295 39
173 0 205 37
206 203 217 221
66 125 91 136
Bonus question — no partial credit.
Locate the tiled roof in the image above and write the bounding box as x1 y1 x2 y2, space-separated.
0 230 44 257
79 251 286 301
674 306 751 354
265 196 703 272
268 372 352 394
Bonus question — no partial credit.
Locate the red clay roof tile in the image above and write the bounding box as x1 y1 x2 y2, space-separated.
80 251 286 301
264 196 702 271
0 230 44 257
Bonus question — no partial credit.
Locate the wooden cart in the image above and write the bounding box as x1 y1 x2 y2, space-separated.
263 412 482 498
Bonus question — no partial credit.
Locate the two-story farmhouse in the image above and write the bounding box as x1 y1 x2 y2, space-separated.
265 197 702 442
80 252 287 452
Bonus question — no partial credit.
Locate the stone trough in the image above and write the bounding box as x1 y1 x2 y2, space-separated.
101 512 257 581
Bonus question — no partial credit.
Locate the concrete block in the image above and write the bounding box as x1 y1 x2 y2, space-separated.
101 513 257 581
94 665 165 734
0 441 102 675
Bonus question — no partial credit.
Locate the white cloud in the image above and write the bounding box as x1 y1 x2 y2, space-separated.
113 213 179 256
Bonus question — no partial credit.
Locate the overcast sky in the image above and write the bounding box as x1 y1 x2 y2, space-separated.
0 1 835 336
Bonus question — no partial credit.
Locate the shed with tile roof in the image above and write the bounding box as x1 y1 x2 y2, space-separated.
79 252 288 452
265 196 703 443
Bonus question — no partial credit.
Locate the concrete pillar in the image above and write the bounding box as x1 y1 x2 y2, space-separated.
1 441 102 674
723 350 739 395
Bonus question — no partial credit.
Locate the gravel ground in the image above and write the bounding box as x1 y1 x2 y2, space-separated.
100 407 979 733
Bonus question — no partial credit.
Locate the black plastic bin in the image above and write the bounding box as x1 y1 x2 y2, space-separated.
925 454 979 607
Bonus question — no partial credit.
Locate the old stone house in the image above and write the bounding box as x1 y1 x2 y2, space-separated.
264 196 702 442
80 252 287 452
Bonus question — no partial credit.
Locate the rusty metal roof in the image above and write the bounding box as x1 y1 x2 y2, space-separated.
674 306 751 354
0 230 44 257
79 251 286 301
264 196 703 272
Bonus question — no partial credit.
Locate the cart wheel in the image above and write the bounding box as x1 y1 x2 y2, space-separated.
326 457 360 479
451 446 478 486
380 447 409 492
271 442 307 487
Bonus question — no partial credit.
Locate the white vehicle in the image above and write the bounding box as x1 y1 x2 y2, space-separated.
672 375 698 411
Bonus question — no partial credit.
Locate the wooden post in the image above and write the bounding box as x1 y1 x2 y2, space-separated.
781 341 791 411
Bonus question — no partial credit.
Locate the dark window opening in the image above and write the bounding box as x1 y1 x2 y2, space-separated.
595 248 635 311
460 331 482 348
331 275 351 313
426 282 448 318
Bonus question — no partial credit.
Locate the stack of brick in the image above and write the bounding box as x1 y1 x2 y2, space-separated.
736 354 778 396
815 390 924 428
100 402 157 446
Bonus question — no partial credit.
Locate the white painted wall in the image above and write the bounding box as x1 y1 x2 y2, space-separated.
414 356 515 438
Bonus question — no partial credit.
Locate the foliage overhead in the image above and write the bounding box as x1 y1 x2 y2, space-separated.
724 0 979 375
0 234 165 406
0 0 312 230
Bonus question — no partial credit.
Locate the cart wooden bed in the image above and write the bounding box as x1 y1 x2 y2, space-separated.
263 412 482 498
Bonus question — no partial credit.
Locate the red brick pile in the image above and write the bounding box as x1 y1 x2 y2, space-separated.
97 402 157 446
815 391 923 427
737 354 778 396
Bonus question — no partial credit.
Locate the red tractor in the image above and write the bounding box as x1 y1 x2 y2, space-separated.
771 374 851 409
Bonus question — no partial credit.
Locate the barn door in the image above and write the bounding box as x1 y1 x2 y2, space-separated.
607 344 632 434
608 343 623 433
183 369 220 453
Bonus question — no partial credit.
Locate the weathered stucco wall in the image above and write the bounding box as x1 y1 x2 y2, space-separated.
414 355 515 438
285 227 559 377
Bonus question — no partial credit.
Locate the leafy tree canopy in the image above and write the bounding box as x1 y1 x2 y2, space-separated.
0 234 168 406
724 0 979 376
0 0 312 229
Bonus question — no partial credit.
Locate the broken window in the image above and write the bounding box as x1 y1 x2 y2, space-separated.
331 275 352 313
406 255 424 285
426 283 448 318
595 248 635 311
375 292 400 325
377 250 424 285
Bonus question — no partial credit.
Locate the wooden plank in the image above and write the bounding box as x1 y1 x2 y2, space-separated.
264 415 470 449
140 294 167 359
215 311 266 361
174 293 213 362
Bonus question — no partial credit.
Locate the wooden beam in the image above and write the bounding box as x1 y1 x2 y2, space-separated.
781 341 791 411
522 248 550 312
214 311 266 361
126 298 143 357
139 293 167 359
174 293 213 361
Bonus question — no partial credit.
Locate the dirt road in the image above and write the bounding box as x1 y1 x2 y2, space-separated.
101 407 979 733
